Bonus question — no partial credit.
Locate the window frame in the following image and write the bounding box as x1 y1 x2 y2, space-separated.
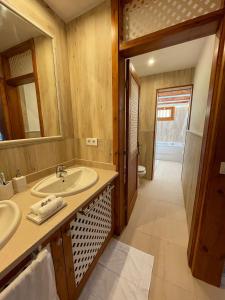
157 106 175 121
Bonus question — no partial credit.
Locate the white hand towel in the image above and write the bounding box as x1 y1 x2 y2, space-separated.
37 197 63 218
0 248 59 300
31 195 56 215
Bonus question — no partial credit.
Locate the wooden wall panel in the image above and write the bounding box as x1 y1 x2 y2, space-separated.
0 0 74 179
34 36 60 137
182 131 203 231
139 68 194 179
66 0 113 163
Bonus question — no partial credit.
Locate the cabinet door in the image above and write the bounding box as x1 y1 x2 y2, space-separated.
50 230 69 300
62 184 114 300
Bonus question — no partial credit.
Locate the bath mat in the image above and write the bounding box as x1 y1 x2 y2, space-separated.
79 239 154 300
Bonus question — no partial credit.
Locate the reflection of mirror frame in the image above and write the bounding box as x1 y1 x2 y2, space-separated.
0 3 62 149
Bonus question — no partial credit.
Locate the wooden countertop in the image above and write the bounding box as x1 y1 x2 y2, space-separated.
0 166 118 280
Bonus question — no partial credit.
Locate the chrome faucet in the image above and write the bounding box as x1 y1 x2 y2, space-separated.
56 165 67 178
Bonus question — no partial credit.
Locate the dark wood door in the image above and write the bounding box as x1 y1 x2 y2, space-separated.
125 60 140 222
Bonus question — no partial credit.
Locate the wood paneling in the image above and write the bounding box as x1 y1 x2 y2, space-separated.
66 0 112 164
182 131 203 231
139 68 194 179
34 36 60 136
0 0 74 179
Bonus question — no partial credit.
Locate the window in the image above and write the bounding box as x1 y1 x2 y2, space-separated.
157 106 175 121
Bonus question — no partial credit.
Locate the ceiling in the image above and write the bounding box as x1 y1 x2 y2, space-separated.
0 4 43 53
43 0 105 23
131 37 208 77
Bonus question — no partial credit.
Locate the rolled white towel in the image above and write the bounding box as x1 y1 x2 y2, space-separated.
37 197 63 218
31 195 56 215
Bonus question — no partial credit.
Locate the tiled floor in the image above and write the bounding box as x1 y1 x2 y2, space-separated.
117 160 225 300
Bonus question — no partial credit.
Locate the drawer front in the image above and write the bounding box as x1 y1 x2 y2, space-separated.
70 185 113 286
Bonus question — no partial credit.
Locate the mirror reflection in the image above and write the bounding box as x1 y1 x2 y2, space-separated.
0 4 60 141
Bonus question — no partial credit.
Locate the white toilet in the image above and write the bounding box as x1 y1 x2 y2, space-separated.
138 165 146 177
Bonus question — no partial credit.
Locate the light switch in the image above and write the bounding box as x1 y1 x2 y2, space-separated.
220 162 225 175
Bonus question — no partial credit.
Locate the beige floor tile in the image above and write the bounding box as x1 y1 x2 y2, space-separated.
120 161 225 300
142 218 188 247
139 181 184 207
163 241 195 292
194 279 225 300
117 227 160 256
149 275 196 300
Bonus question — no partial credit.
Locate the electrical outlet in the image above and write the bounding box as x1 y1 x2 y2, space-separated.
86 138 98 147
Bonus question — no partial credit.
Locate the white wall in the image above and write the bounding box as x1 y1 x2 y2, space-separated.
182 35 216 231
190 35 216 134
20 83 40 132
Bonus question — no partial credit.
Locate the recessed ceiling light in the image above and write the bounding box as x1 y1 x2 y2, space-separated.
148 58 155 66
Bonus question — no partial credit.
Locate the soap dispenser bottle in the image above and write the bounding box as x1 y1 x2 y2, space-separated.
12 169 27 193
0 172 14 200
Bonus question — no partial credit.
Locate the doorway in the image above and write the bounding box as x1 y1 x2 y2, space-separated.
153 85 193 175
112 0 225 287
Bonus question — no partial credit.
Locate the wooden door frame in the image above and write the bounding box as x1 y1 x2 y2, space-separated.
1 39 44 138
152 84 194 178
125 60 141 223
112 0 225 286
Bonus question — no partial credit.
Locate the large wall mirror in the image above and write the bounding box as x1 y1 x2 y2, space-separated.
0 4 60 143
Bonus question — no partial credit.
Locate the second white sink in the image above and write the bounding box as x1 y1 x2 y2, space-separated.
0 200 21 249
31 167 98 197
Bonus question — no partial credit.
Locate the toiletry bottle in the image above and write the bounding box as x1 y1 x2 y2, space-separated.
12 169 27 193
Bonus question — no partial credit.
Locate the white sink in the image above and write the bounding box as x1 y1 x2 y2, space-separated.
31 167 98 197
0 200 21 249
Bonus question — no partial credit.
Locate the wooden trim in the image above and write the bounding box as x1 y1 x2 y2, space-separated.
30 39 44 137
61 224 77 300
156 84 194 127
6 73 35 86
156 84 193 93
50 230 69 300
111 0 126 234
187 85 194 130
1 40 34 58
129 63 141 86
0 79 12 139
127 189 138 222
188 16 225 286
157 106 175 121
1 39 45 138
7 85 26 139
112 0 119 168
119 9 224 58
125 61 140 223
